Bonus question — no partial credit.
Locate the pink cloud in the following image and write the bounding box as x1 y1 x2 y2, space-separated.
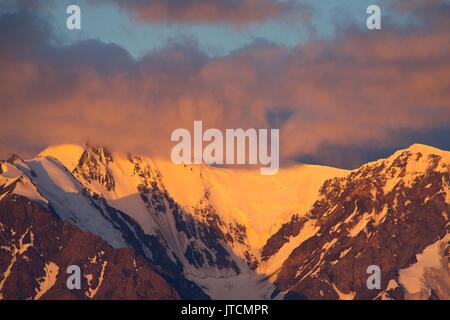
110 0 298 25
0 6 449 167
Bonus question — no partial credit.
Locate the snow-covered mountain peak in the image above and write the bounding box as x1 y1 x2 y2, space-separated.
404 143 450 156
34 144 350 247
38 144 85 171
0 161 47 205
377 143 448 167
1 142 448 299
73 144 116 191
39 144 119 192
353 144 449 185
389 144 449 169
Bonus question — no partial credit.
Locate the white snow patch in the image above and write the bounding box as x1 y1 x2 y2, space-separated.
89 255 97 264
373 205 388 226
348 212 372 237
187 272 275 300
25 157 127 248
0 228 34 299
376 279 399 300
34 262 59 300
443 177 450 204
332 283 355 300
0 162 47 204
339 247 352 259
259 219 319 275
399 234 450 299
38 144 85 172
85 260 108 299
322 238 338 251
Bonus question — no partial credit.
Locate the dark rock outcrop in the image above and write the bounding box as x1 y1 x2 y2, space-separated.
275 149 449 300
0 194 180 300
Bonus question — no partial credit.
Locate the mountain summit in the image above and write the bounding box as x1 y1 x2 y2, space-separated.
0 143 448 299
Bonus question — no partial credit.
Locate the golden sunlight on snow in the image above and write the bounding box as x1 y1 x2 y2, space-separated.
155 158 349 249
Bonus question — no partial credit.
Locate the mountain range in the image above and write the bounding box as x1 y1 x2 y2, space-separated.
0 143 448 300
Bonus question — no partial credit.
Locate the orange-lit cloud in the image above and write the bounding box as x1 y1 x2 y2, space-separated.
0 4 450 167
110 0 297 25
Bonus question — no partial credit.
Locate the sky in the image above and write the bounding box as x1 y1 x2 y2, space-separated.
0 0 449 169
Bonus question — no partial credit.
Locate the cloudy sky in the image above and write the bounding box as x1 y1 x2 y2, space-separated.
0 0 449 168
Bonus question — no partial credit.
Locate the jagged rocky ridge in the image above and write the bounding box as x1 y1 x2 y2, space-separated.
0 195 179 300
0 152 207 299
0 143 448 299
271 146 449 300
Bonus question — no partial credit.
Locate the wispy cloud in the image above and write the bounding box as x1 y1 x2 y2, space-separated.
108 0 301 25
0 1 449 168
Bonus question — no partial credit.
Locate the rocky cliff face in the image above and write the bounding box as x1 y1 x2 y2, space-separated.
273 145 449 300
0 194 179 300
0 144 448 300
0 155 208 299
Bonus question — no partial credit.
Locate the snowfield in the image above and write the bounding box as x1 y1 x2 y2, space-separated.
1 143 448 299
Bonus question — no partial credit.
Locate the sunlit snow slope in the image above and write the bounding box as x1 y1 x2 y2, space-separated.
34 144 347 298
2 143 447 299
